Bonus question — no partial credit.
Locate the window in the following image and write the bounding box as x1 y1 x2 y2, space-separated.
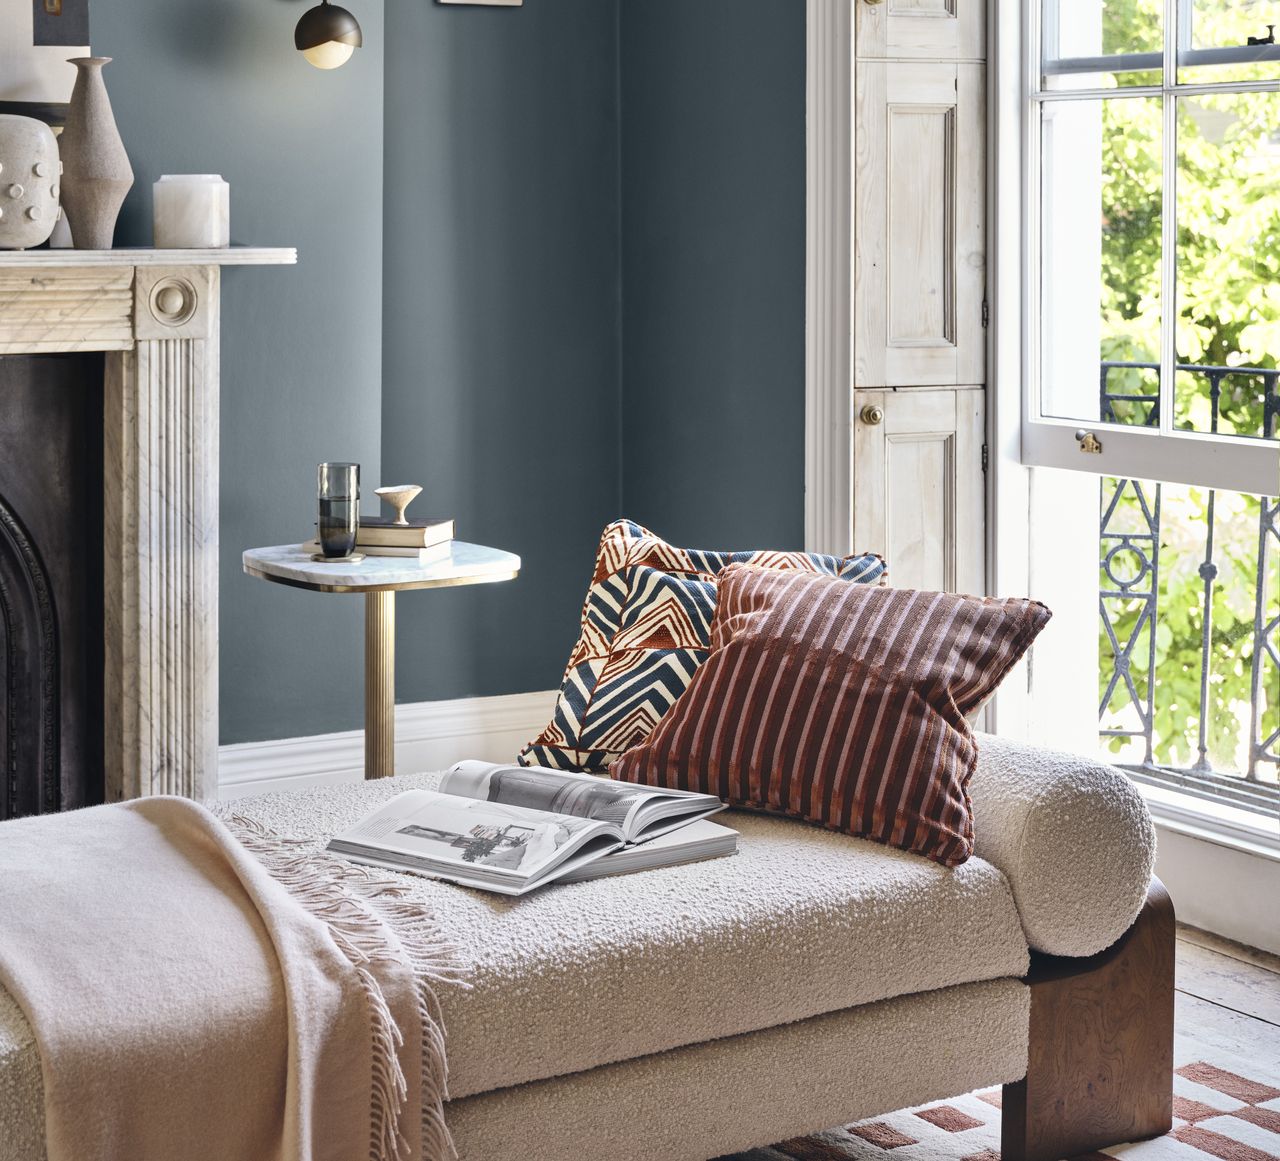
1023 0 1280 805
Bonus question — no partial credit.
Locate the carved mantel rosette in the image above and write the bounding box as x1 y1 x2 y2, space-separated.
0 248 295 803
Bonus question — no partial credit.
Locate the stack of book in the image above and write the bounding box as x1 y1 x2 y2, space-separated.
305 517 455 562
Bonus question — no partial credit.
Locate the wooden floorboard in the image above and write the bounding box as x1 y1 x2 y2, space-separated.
1174 991 1280 1065
1176 940 1280 1027
1172 925 1279 1068
1178 923 1280 977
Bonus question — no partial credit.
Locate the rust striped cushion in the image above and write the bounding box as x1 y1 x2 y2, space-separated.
610 564 1052 866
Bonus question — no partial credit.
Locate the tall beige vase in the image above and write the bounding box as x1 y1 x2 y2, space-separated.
59 57 133 250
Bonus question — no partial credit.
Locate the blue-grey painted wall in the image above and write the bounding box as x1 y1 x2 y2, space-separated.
90 0 803 743
95 0 386 744
380 0 622 706
618 0 807 551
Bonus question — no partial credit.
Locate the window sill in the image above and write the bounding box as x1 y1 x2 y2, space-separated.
1137 781 1280 863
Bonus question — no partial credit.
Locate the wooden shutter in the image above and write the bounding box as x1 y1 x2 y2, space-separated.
852 387 985 595
855 0 985 63
854 61 986 389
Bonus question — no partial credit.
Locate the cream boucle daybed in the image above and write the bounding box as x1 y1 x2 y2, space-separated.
0 733 1170 1161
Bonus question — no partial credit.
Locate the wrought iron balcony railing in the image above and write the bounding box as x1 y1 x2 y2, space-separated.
1098 361 1278 812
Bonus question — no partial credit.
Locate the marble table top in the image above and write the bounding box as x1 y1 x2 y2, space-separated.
243 541 521 594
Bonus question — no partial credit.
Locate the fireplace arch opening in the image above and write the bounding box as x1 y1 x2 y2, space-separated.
0 493 60 819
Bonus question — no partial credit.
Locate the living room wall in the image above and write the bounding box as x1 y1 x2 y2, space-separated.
380 0 805 713
619 0 808 551
380 0 622 708
96 0 386 744
94 0 803 745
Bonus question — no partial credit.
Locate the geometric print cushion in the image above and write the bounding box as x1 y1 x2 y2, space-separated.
519 519 887 772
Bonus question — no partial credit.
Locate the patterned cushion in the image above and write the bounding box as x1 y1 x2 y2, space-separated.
520 520 887 772
611 564 1052 867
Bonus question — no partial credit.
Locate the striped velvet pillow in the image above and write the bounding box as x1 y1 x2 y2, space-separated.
610 564 1051 867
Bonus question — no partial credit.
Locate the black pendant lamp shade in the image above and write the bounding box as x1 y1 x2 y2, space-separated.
295 0 363 69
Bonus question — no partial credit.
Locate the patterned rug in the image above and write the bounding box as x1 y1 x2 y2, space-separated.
725 1055 1280 1161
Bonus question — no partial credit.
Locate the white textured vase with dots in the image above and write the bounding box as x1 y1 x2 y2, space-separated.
0 115 62 250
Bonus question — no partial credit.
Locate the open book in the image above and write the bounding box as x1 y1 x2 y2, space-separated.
326 762 735 895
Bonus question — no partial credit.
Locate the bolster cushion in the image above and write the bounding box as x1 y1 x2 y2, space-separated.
969 732 1156 958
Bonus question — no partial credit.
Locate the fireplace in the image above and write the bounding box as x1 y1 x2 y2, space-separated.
0 353 104 818
0 248 295 809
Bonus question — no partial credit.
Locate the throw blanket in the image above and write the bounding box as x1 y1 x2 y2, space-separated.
0 797 460 1161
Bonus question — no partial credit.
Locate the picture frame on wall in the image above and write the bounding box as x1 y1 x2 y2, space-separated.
0 0 90 123
33 0 90 47
436 0 523 6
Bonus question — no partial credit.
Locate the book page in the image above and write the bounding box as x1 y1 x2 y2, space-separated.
333 789 610 881
440 763 664 830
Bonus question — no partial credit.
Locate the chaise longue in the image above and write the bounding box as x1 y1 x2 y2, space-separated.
0 730 1170 1161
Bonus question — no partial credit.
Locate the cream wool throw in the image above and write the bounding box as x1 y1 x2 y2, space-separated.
0 796 459 1161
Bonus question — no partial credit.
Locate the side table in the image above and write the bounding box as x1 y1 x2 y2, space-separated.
243 542 520 779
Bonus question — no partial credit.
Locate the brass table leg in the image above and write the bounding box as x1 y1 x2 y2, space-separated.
365 590 396 779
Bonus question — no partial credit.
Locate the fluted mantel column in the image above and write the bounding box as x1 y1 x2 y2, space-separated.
0 247 295 804
104 269 220 801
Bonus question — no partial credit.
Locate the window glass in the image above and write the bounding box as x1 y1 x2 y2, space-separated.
1180 0 1280 86
1032 2 1280 806
1042 97 1163 426
1175 91 1280 441
1099 476 1278 785
1042 0 1163 90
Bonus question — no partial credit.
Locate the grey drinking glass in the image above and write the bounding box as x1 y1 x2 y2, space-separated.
317 462 360 558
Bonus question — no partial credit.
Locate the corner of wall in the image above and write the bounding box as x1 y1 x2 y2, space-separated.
614 0 626 520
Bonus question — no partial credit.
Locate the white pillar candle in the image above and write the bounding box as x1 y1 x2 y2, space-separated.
153 174 229 249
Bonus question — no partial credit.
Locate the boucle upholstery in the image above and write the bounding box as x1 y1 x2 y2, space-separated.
970 732 1156 957
0 727 1159 1159
447 979 1029 1161
218 773 1028 1097
0 980 1028 1161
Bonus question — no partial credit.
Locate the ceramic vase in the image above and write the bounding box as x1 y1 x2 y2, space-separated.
0 115 62 250
59 57 133 251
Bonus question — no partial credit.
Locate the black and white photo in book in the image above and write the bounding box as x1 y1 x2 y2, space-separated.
326 763 736 895
438 760 727 842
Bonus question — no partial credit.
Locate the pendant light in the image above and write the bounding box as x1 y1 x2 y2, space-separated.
295 0 363 70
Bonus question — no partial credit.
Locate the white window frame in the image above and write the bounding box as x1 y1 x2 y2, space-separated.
1020 0 1280 497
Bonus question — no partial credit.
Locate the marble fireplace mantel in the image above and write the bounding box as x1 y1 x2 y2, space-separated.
0 247 296 803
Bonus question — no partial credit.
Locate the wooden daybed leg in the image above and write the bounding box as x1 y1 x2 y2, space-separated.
1002 878 1175 1161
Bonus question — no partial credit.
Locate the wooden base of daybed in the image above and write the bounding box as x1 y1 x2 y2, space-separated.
1002 878 1176 1161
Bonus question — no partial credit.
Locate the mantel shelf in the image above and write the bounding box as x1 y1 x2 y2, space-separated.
0 246 297 268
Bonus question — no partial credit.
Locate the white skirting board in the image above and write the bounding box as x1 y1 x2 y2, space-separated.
1138 781 1280 956
1152 821 1280 958
218 690 557 800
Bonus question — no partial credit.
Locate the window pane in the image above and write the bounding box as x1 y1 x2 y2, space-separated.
1175 92 1280 443
1042 97 1163 426
1041 0 1162 90
1179 0 1280 85
1099 477 1278 787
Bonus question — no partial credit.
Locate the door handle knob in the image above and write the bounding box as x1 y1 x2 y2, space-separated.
860 404 885 426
